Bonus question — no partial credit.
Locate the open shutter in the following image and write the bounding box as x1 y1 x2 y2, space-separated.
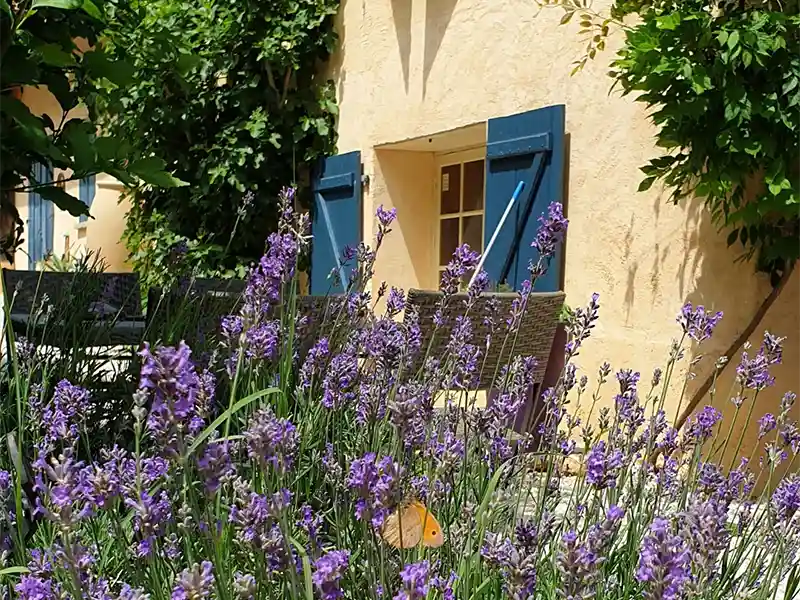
79 175 96 223
28 163 54 270
482 105 566 292
310 151 362 295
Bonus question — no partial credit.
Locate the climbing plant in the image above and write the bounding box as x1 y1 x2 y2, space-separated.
541 0 799 427
0 0 183 259
93 0 340 288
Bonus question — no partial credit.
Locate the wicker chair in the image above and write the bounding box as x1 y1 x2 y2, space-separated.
1 269 144 348
402 289 565 389
145 278 247 348
145 278 343 355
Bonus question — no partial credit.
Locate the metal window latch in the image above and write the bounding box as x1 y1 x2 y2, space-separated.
361 174 370 187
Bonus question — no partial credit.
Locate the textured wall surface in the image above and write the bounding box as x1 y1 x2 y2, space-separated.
326 0 799 459
14 86 131 272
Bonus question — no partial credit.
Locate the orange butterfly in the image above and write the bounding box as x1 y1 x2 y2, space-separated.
380 501 445 549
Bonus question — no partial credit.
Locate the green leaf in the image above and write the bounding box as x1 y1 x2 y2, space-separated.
767 182 782 196
36 42 76 67
82 51 135 87
1 0 12 17
145 172 188 187
638 177 656 192
656 13 681 30
0 566 29 577
81 0 102 19
560 10 574 24
783 78 798 96
131 166 189 188
727 229 739 246
186 388 279 457
31 0 82 8
37 185 90 217
1 97 42 129
727 30 740 50
63 120 96 170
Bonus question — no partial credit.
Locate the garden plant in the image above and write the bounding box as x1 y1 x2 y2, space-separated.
0 188 798 599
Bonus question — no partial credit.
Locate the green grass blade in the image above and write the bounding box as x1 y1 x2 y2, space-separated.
186 387 279 457
289 536 315 600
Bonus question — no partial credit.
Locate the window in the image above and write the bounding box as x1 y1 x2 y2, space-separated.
79 175 96 223
436 149 486 282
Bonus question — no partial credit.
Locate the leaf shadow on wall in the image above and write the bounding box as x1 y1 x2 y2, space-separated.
423 0 458 99
329 0 348 107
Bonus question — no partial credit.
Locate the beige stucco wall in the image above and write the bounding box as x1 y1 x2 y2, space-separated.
13 85 130 272
327 0 799 464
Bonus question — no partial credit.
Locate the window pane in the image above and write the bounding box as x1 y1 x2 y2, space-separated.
439 218 459 266
440 164 461 215
462 215 483 253
462 160 485 211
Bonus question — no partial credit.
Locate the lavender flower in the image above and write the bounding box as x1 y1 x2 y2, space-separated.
244 408 298 474
221 315 244 340
172 561 214 600
321 348 358 409
300 337 330 390
771 475 800 523
677 303 723 343
440 244 480 296
531 201 568 262
758 413 777 439
125 491 172 558
15 575 59 600
428 429 465 475
683 406 722 445
347 453 402 528
557 530 600 599
233 573 256 600
298 504 323 553
736 332 783 390
394 561 431 600
241 231 298 316
42 379 91 443
389 384 432 449
679 497 729 590
386 287 406 316
140 342 204 456
197 441 235 494
32 446 93 527
565 293 600 356
312 549 349 600
481 533 537 599
585 440 624 489
243 320 281 361
637 518 690 600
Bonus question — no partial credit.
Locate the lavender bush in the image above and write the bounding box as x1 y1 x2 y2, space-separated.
1 187 798 600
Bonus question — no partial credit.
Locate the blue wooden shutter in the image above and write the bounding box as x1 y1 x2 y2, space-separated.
79 175 96 223
310 151 362 295
482 105 566 292
28 163 54 270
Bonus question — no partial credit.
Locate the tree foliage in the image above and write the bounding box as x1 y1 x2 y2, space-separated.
93 0 340 288
0 0 185 257
547 0 799 282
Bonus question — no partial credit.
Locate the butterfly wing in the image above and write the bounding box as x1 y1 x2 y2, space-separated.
380 504 423 549
410 501 445 548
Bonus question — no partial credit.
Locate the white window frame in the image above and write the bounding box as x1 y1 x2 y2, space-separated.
433 147 487 278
